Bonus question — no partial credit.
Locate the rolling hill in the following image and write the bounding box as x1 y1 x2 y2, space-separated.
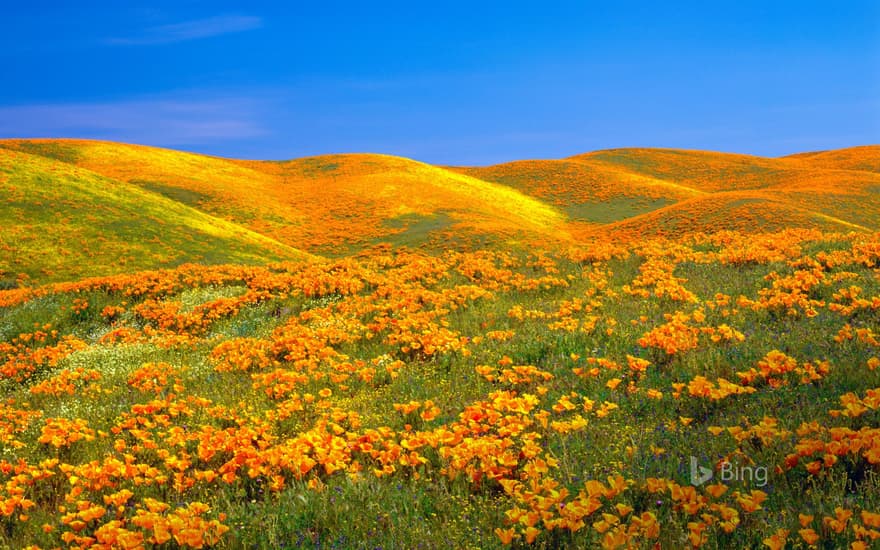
784 144 880 173
455 146 880 239
0 146 313 285
1 138 878 284
0 140 568 255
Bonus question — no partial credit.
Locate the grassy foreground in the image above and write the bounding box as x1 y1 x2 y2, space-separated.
1 229 880 549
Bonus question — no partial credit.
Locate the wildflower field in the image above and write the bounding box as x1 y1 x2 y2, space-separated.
1 141 880 548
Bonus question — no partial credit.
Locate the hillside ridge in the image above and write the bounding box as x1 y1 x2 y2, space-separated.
1 138 878 283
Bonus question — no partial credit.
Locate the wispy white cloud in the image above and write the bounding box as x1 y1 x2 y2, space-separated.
0 95 267 145
107 15 262 45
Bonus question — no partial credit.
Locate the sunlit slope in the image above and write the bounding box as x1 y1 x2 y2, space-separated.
0 140 569 252
784 145 880 173
459 148 880 236
575 148 880 232
0 138 309 245
2 139 877 249
0 148 311 284
589 192 871 240
571 148 801 192
238 154 569 250
450 159 702 226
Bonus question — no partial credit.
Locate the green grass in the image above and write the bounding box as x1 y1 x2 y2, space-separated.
2 237 880 548
0 239 880 548
0 140 83 164
131 179 213 208
380 211 456 248
565 196 675 223
0 149 311 283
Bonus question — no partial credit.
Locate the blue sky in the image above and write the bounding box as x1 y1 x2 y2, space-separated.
1 1 877 164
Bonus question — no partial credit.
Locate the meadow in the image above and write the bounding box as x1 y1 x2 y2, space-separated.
1 140 879 549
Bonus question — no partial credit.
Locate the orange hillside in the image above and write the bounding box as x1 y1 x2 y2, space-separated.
784 145 880 173
0 139 568 253
1 139 877 256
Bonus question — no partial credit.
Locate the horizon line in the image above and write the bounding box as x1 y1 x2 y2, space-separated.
1 136 878 167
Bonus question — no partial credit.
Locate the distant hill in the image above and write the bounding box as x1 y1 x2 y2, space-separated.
784 145 880 173
0 140 567 255
1 139 877 283
456 147 880 238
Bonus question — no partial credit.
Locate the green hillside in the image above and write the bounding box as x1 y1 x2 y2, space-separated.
0 147 313 285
